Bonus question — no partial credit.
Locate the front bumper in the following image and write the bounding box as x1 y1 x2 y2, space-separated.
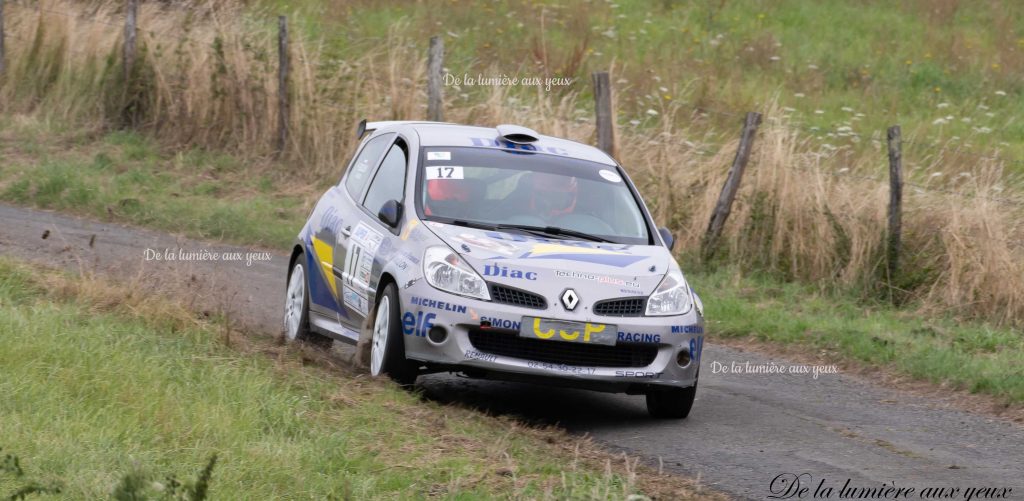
399 280 705 393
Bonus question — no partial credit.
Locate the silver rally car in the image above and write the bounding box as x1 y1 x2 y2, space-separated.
283 120 705 418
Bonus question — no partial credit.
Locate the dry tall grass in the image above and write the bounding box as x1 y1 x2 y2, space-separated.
2 0 1023 326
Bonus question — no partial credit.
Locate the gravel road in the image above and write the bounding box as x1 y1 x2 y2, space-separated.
2 203 1020 500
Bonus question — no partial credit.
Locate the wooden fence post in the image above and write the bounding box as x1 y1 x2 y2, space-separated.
702 111 762 261
276 15 290 157
123 0 137 83
427 35 444 122
591 71 614 157
886 125 903 283
0 0 6 77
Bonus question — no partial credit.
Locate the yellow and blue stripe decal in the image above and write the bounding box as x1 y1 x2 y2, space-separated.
513 243 647 268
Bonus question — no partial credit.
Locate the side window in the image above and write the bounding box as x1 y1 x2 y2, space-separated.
344 133 393 198
362 142 408 214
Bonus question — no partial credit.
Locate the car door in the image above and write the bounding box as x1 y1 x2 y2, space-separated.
338 137 411 326
306 132 393 329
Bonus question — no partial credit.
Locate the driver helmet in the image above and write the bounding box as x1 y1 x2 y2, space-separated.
529 172 578 217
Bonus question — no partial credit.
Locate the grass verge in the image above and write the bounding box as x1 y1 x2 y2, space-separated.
0 258 713 499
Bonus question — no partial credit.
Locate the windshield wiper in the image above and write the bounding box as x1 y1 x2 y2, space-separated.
494 224 612 243
446 220 612 243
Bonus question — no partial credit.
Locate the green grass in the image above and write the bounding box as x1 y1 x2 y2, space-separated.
0 122 310 249
690 267 1024 402
261 0 1024 170
0 259 670 499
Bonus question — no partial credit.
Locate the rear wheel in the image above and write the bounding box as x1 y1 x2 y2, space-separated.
369 283 418 386
646 380 697 419
283 257 332 349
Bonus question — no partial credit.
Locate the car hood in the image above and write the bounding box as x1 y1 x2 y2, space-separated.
423 222 670 294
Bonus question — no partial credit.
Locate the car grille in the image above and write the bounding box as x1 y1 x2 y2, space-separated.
468 329 658 368
593 297 646 317
489 283 547 309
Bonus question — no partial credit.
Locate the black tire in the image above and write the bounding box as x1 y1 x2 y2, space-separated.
369 283 418 387
283 255 332 349
646 381 697 419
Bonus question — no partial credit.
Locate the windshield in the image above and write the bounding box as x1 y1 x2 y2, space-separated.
417 147 651 245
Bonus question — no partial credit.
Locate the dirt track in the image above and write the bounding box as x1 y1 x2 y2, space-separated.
2 203 1021 500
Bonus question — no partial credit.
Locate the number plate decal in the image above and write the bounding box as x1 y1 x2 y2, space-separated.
425 166 464 180
519 317 617 346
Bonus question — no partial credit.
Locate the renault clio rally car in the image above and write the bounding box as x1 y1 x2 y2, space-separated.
283 120 705 418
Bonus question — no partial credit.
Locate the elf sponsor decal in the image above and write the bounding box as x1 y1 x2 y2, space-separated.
465 350 497 363
689 335 705 364
480 316 521 330
672 325 704 334
402 311 436 337
483 264 537 280
617 331 661 343
342 222 384 316
554 269 639 288
615 370 662 379
410 296 467 314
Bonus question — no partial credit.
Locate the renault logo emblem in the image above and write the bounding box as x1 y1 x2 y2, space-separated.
560 289 579 311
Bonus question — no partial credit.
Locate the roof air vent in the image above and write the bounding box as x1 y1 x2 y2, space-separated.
496 124 539 144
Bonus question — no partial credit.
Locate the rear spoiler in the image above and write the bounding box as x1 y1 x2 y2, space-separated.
356 119 454 139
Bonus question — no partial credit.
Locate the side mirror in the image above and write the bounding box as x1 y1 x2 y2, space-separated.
658 227 675 252
378 197 401 227
378 199 403 228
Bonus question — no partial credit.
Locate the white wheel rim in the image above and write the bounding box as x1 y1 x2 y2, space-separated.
284 264 305 340
370 295 390 376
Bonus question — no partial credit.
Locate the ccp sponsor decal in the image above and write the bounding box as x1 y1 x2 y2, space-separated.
402 311 436 337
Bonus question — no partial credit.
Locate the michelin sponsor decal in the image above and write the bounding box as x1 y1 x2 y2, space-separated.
672 325 704 334
410 296 467 313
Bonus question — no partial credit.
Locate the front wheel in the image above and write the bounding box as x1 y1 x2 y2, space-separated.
369 283 418 387
646 380 697 419
283 257 332 349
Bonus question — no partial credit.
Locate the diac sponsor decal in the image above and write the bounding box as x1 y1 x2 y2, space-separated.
483 264 537 280
410 296 468 314
402 311 436 337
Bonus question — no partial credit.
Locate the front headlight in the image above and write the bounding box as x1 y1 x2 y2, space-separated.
645 269 694 316
422 246 490 301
